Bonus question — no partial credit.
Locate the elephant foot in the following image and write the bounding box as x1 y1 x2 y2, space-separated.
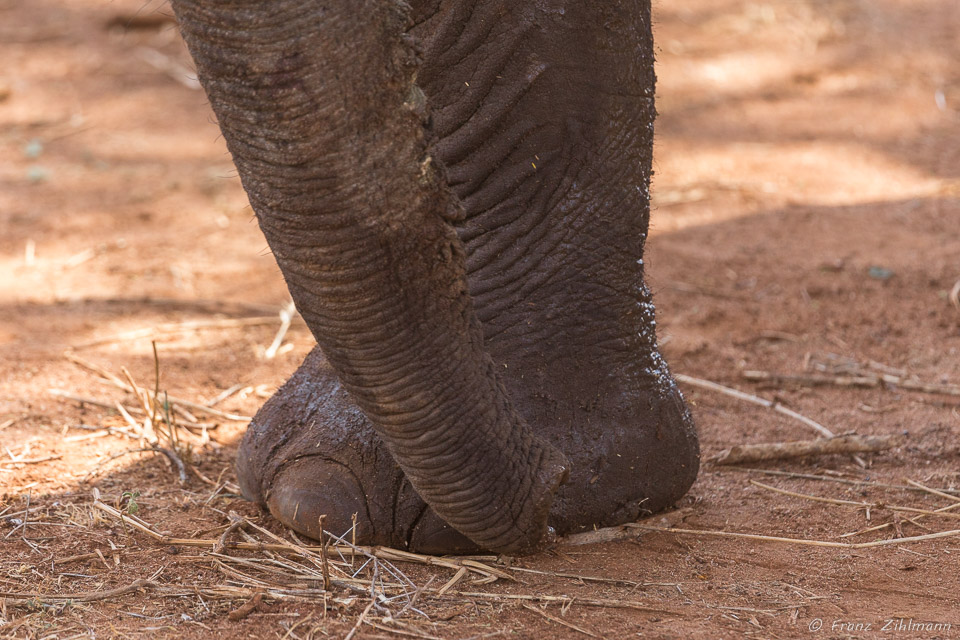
545 371 699 534
238 340 698 552
236 346 482 554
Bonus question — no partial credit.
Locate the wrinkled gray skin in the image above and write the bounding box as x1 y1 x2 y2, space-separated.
171 0 699 555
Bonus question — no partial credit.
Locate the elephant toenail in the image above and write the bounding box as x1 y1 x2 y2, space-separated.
265 457 374 543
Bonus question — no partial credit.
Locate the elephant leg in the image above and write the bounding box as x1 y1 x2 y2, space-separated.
417 1 701 531
236 0 698 551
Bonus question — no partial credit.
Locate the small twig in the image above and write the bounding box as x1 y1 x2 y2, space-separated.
559 507 693 547
74 316 286 349
115 401 143 430
840 481 960 538
64 352 250 421
120 367 151 416
91 496 508 581
444 591 682 615
522 603 599 638
152 342 161 426
675 373 869 467
48 389 144 414
351 512 358 570
164 397 250 422
317 515 331 591
344 599 376 640
21 492 31 541
506 566 642 588
124 374 188 486
65 428 126 443
145 427 188 485
749 480 960 521
264 300 296 359
64 351 129 388
905 479 960 503
743 370 960 398
227 591 263 621
712 433 903 465
394 576 434 619
0 579 156 605
637 524 960 548
214 512 247 554
0 455 62 467
51 385 249 423
279 614 316 640
54 549 130 567
841 497 960 538
437 567 467 596
717 467 960 497
205 383 245 408
675 374 834 438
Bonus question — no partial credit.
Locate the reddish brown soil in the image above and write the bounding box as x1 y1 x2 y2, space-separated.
2 1 959 638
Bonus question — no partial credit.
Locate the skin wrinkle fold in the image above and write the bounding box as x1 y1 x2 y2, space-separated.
445 123 552 218
466 207 587 310
454 123 554 208
431 33 541 150
415 0 491 80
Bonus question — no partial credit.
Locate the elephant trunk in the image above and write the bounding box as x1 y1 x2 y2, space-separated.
170 0 568 553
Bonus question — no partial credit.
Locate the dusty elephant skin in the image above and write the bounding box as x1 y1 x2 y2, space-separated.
170 0 700 554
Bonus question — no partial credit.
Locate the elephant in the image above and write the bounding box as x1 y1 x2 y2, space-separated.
170 0 700 555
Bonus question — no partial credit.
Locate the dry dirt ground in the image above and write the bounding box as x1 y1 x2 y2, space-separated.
2 0 959 638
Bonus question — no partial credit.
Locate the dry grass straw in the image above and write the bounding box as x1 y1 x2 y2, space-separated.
743 370 960 397
17 491 677 605
636 525 960 549
521 602 600 638
717 467 960 498
840 480 960 538
72 315 293 349
54 347 246 493
5 474 958 636
89 482 960 561
675 372 868 467
264 300 297 359
748 480 960 522
61 350 250 422
90 490 510 582
675 373 836 438
0 454 62 467
711 433 902 465
558 471 960 551
4 490 510 636
0 489 680 636
743 352 960 397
